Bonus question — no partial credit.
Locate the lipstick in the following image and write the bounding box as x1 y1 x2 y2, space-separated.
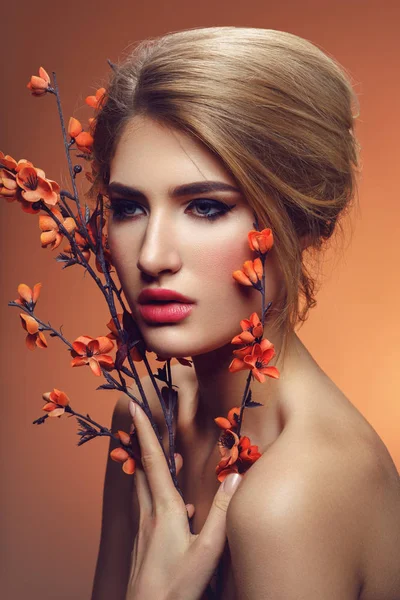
137 302 194 323
137 288 195 323
138 288 194 304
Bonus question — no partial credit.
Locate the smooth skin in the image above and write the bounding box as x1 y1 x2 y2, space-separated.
91 115 400 600
125 400 242 600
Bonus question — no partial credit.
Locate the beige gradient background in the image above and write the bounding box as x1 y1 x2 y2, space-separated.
1 1 399 598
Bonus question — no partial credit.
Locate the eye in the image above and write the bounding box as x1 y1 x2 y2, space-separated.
104 198 236 223
186 199 236 222
104 200 145 221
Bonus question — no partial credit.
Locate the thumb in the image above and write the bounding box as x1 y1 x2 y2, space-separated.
198 473 243 553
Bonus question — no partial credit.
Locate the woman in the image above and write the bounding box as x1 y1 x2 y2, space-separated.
90 27 400 599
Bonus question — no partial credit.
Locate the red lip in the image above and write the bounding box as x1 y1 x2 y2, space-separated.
137 288 195 304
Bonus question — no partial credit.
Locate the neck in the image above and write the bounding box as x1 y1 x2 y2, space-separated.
189 324 295 448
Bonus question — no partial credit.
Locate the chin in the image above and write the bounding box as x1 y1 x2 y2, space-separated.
142 330 236 361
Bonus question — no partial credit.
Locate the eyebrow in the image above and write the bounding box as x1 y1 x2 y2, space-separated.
106 180 241 199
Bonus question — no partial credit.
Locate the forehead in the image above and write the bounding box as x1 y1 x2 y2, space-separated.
109 115 237 189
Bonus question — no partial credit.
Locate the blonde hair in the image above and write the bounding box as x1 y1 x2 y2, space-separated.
87 26 361 360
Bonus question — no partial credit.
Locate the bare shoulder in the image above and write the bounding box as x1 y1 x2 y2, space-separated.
228 385 400 599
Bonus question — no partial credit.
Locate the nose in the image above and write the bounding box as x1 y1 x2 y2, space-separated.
136 212 182 278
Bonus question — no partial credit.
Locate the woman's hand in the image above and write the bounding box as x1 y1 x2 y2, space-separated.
125 399 243 600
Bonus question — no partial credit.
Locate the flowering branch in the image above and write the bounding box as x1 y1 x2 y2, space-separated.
3 66 282 516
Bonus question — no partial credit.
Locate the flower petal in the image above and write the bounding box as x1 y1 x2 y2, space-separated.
17 284 33 303
68 117 83 138
57 391 70 406
40 230 57 246
259 366 280 379
116 430 131 446
20 313 39 334
216 464 239 483
47 407 65 417
71 341 88 355
232 270 252 286
36 331 48 348
228 357 249 373
94 336 115 355
32 283 42 304
39 214 57 231
25 333 37 350
110 447 130 463
122 457 136 475
242 260 258 284
88 357 102 376
214 416 232 430
97 355 114 369
71 356 88 367
38 67 50 84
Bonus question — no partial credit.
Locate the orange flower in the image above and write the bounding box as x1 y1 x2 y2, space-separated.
237 435 262 464
68 117 93 155
39 207 77 250
70 335 114 376
248 228 274 254
214 406 262 481
215 426 262 482
0 151 19 171
63 210 112 273
26 66 51 96
214 406 240 432
0 156 43 214
17 199 42 214
229 338 280 383
231 311 263 352
215 458 239 482
85 87 106 110
19 313 47 350
88 117 96 136
64 230 91 262
15 283 42 310
16 165 60 206
110 447 136 474
42 388 70 417
63 210 96 260
0 157 39 214
1 154 37 176
217 428 240 465
232 258 263 287
115 429 131 446
110 429 136 474
0 167 18 201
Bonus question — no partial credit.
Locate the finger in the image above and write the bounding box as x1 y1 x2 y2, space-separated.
135 453 184 519
198 474 243 553
174 452 183 476
129 401 182 509
185 503 195 519
134 465 153 518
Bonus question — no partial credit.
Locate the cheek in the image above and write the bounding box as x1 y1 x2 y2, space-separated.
193 233 283 320
107 224 138 286
189 232 260 311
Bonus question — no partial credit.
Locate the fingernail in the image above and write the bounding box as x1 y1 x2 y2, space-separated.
129 401 136 419
221 473 242 493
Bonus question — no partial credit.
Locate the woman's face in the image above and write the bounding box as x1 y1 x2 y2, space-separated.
107 115 283 358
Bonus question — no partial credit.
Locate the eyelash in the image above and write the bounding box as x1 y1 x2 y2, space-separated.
104 199 236 223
